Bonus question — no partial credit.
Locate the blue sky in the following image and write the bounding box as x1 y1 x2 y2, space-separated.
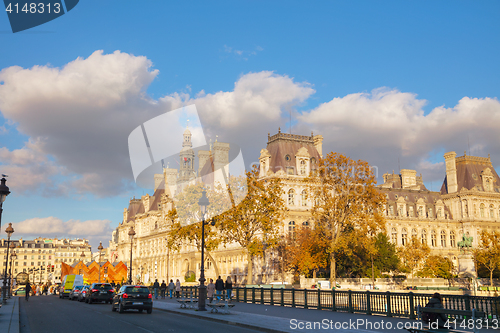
1 1 499 248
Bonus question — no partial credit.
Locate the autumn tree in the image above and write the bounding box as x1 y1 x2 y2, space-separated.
218 167 285 284
308 152 386 286
418 255 454 282
286 227 329 278
398 236 430 280
473 230 500 287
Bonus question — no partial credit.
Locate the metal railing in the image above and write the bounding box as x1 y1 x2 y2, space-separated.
179 286 500 320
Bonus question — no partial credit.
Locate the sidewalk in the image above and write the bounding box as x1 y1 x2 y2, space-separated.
0 297 20 333
152 296 421 333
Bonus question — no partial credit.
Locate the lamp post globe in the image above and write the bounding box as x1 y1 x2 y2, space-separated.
197 189 210 311
2 222 14 304
128 227 136 285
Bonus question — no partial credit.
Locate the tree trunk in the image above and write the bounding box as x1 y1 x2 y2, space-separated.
371 254 375 289
490 269 493 287
329 253 336 288
205 251 219 278
247 252 253 285
313 269 317 279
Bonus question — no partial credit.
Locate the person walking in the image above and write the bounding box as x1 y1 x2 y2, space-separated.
25 281 31 301
215 276 224 301
153 279 160 299
160 280 167 299
168 279 175 298
207 278 215 303
36 284 40 296
224 276 233 301
175 279 181 298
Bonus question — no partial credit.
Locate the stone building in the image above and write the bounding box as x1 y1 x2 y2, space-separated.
0 237 92 284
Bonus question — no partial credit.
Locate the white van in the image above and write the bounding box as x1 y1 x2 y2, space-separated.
60 274 84 298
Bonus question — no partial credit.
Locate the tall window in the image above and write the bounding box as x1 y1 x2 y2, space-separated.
489 205 494 218
431 230 437 247
301 190 308 206
288 189 295 206
440 230 446 247
391 228 398 244
450 231 456 247
411 228 418 239
418 206 423 218
389 205 394 216
401 228 408 246
288 221 296 239
409 206 414 217
480 203 485 218
428 208 433 218
421 229 427 245
437 208 442 218
300 160 306 175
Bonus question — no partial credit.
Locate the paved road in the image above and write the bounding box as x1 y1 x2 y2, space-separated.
19 296 264 333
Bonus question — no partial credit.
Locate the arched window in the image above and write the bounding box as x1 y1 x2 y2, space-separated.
418 206 423 218
301 190 307 206
450 231 456 247
288 189 295 206
440 230 446 247
489 205 494 218
480 203 485 218
300 160 306 175
431 230 437 247
428 208 433 218
391 228 397 244
401 228 408 246
411 228 418 238
288 221 296 239
302 221 309 228
421 229 427 245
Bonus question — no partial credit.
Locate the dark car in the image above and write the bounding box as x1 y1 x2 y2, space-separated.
78 286 90 302
85 283 114 304
69 285 84 300
111 285 152 314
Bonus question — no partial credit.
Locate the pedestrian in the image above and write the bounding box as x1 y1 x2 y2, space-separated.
207 278 215 303
25 281 31 301
36 284 40 296
175 279 181 298
153 279 160 299
215 276 224 301
43 284 48 295
160 280 167 299
224 276 233 301
423 292 448 328
168 279 175 298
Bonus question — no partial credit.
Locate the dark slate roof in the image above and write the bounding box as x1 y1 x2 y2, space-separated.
266 130 321 174
440 154 500 194
149 185 165 211
127 199 144 222
200 155 215 185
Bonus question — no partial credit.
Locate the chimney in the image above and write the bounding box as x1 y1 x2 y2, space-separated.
313 135 323 158
444 151 458 193
198 150 211 176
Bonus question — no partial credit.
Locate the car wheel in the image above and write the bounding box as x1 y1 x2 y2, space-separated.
119 303 124 314
147 308 152 314
111 303 116 312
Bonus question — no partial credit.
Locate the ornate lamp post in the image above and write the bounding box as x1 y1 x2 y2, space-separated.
128 227 135 285
0 176 10 231
98 242 104 283
2 222 14 304
197 189 210 311
8 246 16 298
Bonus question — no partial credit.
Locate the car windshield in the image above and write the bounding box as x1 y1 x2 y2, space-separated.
124 286 149 294
73 286 83 290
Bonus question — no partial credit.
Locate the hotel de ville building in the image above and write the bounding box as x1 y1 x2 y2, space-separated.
109 128 500 285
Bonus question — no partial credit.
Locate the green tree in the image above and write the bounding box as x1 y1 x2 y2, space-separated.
308 153 386 286
218 167 285 284
473 230 500 287
417 255 454 281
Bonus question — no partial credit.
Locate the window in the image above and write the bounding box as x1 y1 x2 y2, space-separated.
300 160 306 175
480 204 485 218
489 205 494 218
450 231 456 247
409 206 414 217
301 190 307 206
286 167 294 175
431 230 437 247
401 228 408 246
440 230 446 247
391 228 397 244
437 208 442 218
418 206 423 217
411 228 418 238
288 221 296 239
288 189 295 205
421 229 427 245
428 208 433 218
311 157 316 164
389 205 394 216
285 154 291 161
302 221 309 228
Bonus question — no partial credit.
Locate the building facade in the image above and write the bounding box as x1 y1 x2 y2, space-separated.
0 237 92 284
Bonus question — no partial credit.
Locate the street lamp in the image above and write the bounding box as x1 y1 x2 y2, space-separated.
98 242 104 283
8 245 16 298
197 189 210 311
2 222 14 304
0 176 10 231
128 226 135 285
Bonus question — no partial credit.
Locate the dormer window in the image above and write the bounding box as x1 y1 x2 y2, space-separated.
300 160 306 175
311 157 316 165
285 154 291 161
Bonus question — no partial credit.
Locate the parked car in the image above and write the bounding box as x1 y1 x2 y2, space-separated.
111 285 152 314
78 286 90 302
13 286 26 296
85 283 114 304
69 285 84 300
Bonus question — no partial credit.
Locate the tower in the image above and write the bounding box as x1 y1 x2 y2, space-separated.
178 126 196 186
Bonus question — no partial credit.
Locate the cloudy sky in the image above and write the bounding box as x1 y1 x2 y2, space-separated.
0 1 499 249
